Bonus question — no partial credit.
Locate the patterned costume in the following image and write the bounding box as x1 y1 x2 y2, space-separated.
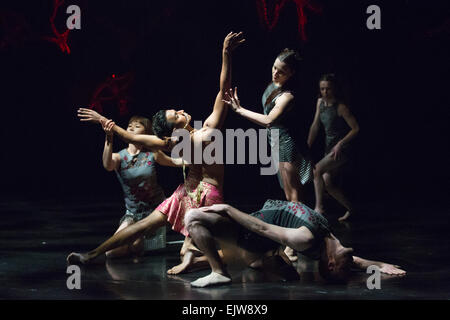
156 170 224 237
262 83 313 187
237 199 331 259
115 150 166 224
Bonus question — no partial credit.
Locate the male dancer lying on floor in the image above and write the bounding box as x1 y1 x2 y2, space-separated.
184 200 406 287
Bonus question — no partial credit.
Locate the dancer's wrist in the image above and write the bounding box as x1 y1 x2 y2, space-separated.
99 116 108 125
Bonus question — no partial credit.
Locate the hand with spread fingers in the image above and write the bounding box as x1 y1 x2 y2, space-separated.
379 263 406 276
222 87 242 113
78 107 107 124
223 31 245 53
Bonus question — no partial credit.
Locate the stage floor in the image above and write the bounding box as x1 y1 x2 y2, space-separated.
0 198 449 300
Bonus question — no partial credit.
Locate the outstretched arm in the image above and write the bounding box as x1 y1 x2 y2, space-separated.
199 204 312 252
203 32 245 130
154 150 185 167
78 107 107 124
223 88 294 128
79 111 171 151
110 122 168 150
352 256 406 275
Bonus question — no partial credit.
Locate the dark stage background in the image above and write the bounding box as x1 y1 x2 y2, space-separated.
0 0 448 212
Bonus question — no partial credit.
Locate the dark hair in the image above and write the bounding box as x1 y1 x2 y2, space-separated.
152 109 174 138
128 115 152 135
318 73 343 102
264 48 303 107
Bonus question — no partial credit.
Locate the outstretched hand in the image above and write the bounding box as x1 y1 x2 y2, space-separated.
78 108 106 124
223 31 245 52
379 263 406 276
222 87 242 113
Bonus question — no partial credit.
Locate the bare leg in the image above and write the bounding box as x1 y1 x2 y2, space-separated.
323 171 353 221
313 153 346 214
67 210 167 265
279 162 305 203
167 237 214 275
105 219 144 259
279 162 304 261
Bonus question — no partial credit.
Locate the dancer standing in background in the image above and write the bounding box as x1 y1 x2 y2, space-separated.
307 74 360 222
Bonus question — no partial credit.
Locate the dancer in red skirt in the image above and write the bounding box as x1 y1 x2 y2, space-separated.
68 31 245 274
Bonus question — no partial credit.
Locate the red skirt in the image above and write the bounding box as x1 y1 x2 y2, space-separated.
156 178 223 237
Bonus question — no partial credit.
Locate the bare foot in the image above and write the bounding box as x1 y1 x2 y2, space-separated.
67 252 88 265
191 272 232 288
168 249 225 275
168 253 213 275
167 250 198 275
66 252 105 265
338 211 352 222
284 246 298 262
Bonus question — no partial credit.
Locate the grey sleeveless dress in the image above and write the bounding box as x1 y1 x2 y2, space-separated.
319 100 350 157
262 83 313 186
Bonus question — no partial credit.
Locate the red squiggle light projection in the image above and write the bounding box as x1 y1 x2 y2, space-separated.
256 0 322 41
44 0 71 54
0 11 31 51
423 18 450 38
89 72 134 117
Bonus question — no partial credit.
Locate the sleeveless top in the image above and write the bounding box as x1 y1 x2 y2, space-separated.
319 100 350 154
115 149 166 215
262 82 298 162
262 83 313 185
251 199 331 259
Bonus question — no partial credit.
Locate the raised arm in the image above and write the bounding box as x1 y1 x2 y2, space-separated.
102 124 121 171
307 98 322 147
352 256 406 275
203 32 245 130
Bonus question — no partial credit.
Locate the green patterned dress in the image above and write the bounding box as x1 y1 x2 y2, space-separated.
262 83 313 187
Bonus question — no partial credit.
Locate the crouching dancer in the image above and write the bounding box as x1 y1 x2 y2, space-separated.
184 200 406 287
